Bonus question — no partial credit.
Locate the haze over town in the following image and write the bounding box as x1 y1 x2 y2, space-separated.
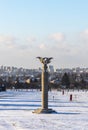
0 0 88 69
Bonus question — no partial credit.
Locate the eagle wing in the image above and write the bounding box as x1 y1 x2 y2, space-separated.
36 57 44 64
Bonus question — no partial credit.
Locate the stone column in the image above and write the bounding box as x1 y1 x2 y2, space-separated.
42 64 48 110
33 57 56 114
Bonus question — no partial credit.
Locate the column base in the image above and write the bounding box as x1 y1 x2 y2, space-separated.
32 108 56 114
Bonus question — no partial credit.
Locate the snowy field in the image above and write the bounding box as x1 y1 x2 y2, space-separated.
0 89 88 130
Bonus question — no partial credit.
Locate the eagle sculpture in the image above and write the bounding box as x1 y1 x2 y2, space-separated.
36 57 53 64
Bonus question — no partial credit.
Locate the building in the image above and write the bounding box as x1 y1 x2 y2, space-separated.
48 65 54 73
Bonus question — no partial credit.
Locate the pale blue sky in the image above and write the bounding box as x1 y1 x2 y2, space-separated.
0 0 88 35
0 0 88 69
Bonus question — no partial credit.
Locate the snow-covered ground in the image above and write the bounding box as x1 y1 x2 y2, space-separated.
0 89 88 130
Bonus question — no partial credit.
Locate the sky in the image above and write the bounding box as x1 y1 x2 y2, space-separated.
0 0 88 69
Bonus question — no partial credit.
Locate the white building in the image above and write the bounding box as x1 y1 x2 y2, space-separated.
48 65 54 73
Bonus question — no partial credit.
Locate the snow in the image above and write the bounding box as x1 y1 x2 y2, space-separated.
0 89 88 130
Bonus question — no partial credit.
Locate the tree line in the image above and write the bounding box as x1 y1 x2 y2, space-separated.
0 72 88 91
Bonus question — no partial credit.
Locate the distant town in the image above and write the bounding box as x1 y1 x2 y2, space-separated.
1 65 88 76
0 65 88 91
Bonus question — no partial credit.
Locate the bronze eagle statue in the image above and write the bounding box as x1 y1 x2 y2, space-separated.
36 57 53 64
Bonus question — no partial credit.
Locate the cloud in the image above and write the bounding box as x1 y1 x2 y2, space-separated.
80 29 88 42
1 32 88 68
0 35 33 50
0 35 16 43
26 37 37 43
49 33 65 42
39 43 46 49
0 35 17 49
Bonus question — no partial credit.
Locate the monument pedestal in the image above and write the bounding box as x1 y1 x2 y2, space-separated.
33 108 56 114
